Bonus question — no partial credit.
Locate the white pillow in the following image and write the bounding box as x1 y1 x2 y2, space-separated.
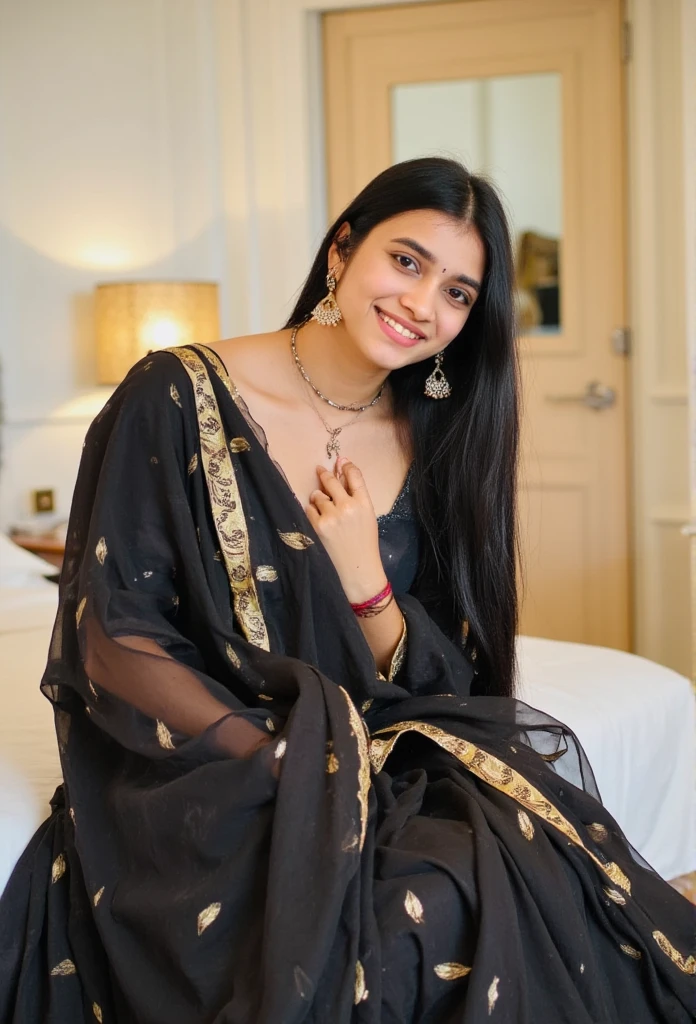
0 533 59 584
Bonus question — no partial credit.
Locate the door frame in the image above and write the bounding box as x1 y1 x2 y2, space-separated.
212 0 696 670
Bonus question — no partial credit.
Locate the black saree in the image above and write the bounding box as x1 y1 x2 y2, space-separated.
0 345 693 1024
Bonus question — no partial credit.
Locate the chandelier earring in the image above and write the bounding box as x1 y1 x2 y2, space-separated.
310 269 343 327
424 351 452 399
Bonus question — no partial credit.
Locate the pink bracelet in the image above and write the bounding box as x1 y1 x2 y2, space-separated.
350 582 393 615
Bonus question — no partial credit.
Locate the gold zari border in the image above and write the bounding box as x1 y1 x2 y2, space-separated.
339 687 371 851
387 616 407 682
370 720 632 895
167 347 269 650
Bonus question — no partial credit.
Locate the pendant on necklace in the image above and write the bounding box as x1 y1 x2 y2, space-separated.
326 428 341 459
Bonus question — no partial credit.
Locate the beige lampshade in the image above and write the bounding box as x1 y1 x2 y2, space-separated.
95 281 220 384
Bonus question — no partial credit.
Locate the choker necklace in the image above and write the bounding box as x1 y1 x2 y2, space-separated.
290 325 385 412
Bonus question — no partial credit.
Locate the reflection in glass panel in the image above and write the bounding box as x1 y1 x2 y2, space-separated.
392 73 562 333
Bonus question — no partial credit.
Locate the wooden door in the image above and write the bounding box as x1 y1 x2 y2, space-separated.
323 0 630 647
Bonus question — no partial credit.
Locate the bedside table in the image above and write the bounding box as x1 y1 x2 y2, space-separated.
10 532 66 571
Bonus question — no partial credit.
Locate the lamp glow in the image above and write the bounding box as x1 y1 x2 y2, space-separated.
95 281 220 384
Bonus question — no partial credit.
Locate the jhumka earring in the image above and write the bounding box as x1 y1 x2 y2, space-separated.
424 351 452 399
310 271 343 327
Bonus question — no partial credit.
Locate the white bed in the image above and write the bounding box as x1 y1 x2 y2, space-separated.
1 535 695 895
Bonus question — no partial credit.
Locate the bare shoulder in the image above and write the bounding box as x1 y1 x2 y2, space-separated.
204 330 292 400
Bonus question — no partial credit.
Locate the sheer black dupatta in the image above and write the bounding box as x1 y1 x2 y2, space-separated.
0 345 693 1024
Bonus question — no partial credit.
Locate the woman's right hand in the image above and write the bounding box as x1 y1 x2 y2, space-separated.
306 457 388 605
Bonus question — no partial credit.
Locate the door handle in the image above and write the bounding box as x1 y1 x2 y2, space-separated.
546 380 617 411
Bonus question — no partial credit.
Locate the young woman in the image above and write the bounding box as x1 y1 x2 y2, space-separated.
0 158 693 1023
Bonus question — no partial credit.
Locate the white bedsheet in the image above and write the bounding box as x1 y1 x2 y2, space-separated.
0 583 62 893
517 636 696 880
1 585 694 893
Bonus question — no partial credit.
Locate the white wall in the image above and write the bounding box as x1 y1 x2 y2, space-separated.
0 0 244 528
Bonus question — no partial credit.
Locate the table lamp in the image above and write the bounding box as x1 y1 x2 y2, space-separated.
95 281 220 384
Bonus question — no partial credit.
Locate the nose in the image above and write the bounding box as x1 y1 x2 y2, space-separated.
400 280 436 323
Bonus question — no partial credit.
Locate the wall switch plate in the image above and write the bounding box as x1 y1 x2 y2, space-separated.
32 488 55 514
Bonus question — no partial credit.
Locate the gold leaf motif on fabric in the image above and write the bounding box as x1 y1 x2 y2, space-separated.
620 943 642 960
652 931 696 975
229 437 251 453
50 960 77 976
327 753 340 773
93 886 105 907
354 960 369 1004
156 720 175 750
362 698 374 713
517 809 535 841
342 832 360 853
170 383 182 408
187 453 199 475
167 348 269 651
93 1003 103 1022
603 862 631 895
604 887 626 905
587 822 609 843
388 616 407 681
404 890 424 924
258 693 273 701
461 619 470 642
51 854 66 883
76 597 86 626
487 975 500 1014
266 717 275 732
339 687 371 851
274 739 287 760
95 537 107 565
197 902 222 936
256 565 278 582
172 595 180 610
225 642 241 669
434 962 471 980
293 965 313 1001
278 530 314 550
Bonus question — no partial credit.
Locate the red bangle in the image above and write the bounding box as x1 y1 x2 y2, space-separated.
350 582 393 614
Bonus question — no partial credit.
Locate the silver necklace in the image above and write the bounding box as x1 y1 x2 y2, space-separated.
290 325 385 412
309 399 366 460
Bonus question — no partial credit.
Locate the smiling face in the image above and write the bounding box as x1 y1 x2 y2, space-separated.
328 209 487 371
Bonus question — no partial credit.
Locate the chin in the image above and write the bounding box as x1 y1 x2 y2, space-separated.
362 339 417 373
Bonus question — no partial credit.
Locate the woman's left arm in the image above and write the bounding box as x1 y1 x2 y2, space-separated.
305 459 406 677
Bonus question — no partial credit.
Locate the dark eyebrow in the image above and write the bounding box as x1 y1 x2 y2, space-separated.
390 237 482 292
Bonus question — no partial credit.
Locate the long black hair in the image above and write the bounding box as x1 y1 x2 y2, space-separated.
284 158 520 697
